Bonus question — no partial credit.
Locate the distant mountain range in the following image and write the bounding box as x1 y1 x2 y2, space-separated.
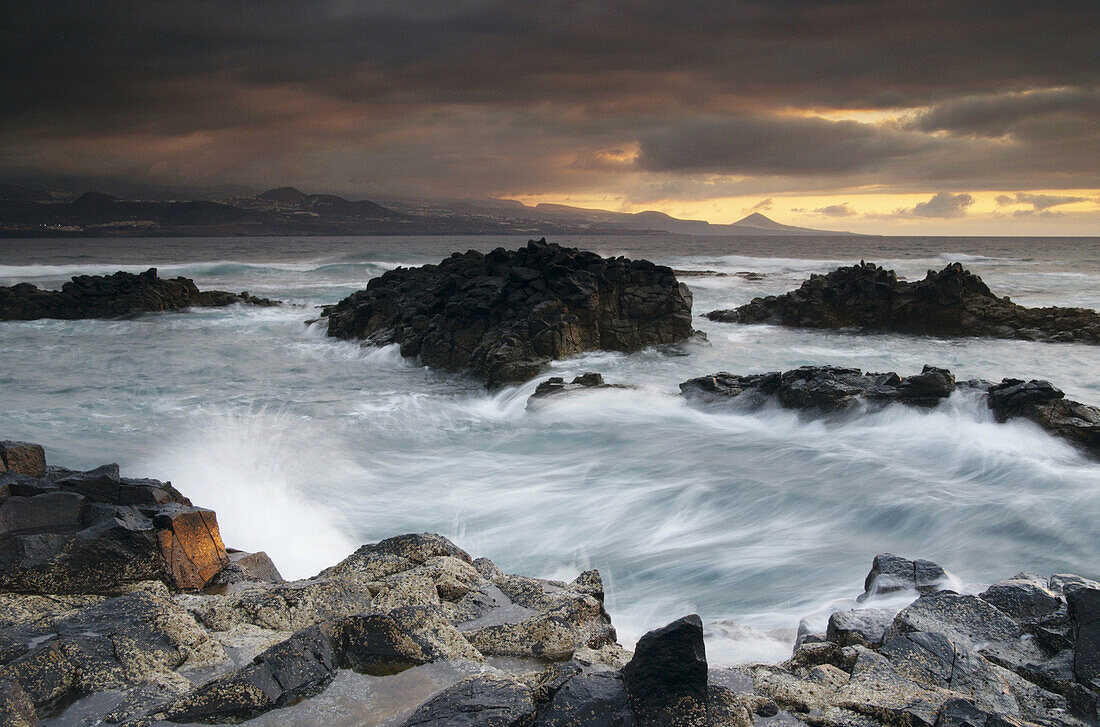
0 184 853 237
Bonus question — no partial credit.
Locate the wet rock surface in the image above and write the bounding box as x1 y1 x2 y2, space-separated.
706 261 1100 344
0 268 280 321
680 365 1100 458
3 439 1099 726
322 239 694 386
526 372 634 409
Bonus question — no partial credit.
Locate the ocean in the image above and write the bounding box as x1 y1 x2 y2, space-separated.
1 233 1098 665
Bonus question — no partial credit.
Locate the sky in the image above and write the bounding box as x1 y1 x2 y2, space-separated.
2 1 1098 234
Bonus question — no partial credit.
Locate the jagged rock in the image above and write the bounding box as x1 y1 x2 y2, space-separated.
467 595 614 661
827 609 896 648
0 590 223 718
984 379 1100 458
400 672 537 727
707 261 1100 344
0 268 279 321
323 239 694 386
1068 588 1100 687
837 649 949 726
979 574 1060 621
329 607 481 675
888 592 1044 670
621 614 708 727
0 443 45 477
680 367 1099 458
863 554 950 599
680 365 957 414
153 625 336 724
0 458 228 593
153 505 230 591
207 550 283 589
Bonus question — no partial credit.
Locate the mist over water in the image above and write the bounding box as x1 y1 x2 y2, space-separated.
1 234 1098 663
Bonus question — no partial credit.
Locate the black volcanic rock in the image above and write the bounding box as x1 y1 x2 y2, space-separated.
621 614 708 727
0 268 279 321
707 261 1100 344
983 379 1100 457
680 365 1100 458
323 239 694 386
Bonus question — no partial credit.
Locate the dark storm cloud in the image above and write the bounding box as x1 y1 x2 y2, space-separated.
0 1 1097 197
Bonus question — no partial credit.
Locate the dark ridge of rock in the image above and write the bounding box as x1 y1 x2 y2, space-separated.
706 261 1100 344
0 452 229 593
322 239 694 386
621 614 708 727
679 365 1100 458
680 364 956 413
0 268 280 321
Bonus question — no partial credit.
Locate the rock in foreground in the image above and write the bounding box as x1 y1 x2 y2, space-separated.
323 239 694 386
707 261 1100 343
0 268 279 321
680 365 1100 458
4 437 1099 727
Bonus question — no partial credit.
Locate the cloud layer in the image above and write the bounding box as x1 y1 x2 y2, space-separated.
1 1 1097 214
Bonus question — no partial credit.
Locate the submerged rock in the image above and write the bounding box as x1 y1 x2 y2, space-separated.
0 268 279 321
526 372 634 409
706 261 1100 343
322 239 694 386
680 365 1100 458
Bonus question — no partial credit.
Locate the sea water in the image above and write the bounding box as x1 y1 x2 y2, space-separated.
1 234 1098 664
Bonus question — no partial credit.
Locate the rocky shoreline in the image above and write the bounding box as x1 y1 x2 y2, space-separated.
322 239 695 387
707 262 1100 344
0 269 279 321
0 441 1097 726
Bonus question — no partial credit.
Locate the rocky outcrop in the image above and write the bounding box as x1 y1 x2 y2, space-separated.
0 268 279 321
680 365 1100 458
0 455 230 593
707 261 1100 343
322 239 694 386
